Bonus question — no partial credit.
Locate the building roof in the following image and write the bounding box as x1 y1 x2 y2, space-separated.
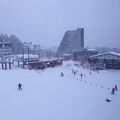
63 54 72 56
73 48 97 52
0 42 11 44
16 54 39 59
87 52 120 58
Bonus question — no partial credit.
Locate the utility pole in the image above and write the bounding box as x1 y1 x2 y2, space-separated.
28 46 29 60
24 42 32 61
22 43 24 69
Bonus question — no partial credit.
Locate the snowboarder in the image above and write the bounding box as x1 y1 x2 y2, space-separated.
18 83 22 90
111 88 115 95
115 84 118 91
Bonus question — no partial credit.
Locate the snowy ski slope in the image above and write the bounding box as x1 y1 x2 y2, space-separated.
0 61 120 120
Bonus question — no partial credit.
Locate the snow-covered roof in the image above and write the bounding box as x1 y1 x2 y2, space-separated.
40 57 63 61
88 52 120 58
0 42 11 44
63 54 72 56
73 48 97 52
87 48 97 51
16 54 39 59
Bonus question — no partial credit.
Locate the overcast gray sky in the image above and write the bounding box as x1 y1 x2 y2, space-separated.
0 0 120 48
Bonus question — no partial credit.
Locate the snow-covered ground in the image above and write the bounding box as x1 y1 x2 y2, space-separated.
0 60 120 120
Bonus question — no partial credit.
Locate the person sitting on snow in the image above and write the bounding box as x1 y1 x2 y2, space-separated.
105 98 111 102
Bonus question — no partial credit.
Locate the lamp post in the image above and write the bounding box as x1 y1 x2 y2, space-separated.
22 43 25 69
24 42 32 61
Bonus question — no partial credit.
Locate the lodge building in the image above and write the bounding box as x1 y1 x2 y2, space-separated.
87 52 120 69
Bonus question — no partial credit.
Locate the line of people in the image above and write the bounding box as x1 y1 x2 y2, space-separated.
106 85 118 102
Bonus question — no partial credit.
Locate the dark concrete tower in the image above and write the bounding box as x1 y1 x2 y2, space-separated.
56 28 84 57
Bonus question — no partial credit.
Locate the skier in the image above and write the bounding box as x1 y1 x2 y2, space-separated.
18 83 22 90
61 72 64 77
72 69 74 74
111 88 115 95
115 84 118 91
80 73 83 79
41 65 45 71
74 71 76 76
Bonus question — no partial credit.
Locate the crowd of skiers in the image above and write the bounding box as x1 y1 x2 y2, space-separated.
63 63 120 103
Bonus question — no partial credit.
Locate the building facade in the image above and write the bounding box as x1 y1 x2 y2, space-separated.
56 28 84 57
87 52 120 69
73 48 98 62
0 35 12 57
0 34 23 57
